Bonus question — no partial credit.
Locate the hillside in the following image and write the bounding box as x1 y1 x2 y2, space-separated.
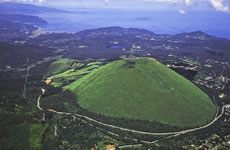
46 58 75 77
0 42 53 68
0 14 47 24
0 2 69 14
65 57 217 128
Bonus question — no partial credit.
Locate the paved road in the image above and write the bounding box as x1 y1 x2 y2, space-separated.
37 88 229 139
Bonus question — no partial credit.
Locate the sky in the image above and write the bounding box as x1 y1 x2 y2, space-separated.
0 0 230 14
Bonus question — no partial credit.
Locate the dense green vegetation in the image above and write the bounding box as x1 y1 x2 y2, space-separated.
41 86 80 113
0 42 53 68
0 108 48 150
0 62 50 150
66 57 216 128
0 61 119 150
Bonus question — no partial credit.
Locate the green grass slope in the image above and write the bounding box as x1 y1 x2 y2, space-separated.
46 58 75 77
46 59 103 87
65 57 216 128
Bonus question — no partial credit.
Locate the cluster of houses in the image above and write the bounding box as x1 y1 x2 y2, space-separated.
224 106 230 123
183 106 230 150
185 134 230 150
90 144 116 150
195 72 229 92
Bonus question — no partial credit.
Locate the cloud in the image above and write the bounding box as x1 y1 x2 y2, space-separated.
0 0 45 2
142 0 178 3
141 0 193 7
184 0 192 7
104 0 109 5
141 0 230 12
178 9 186 14
1 0 230 13
209 0 229 12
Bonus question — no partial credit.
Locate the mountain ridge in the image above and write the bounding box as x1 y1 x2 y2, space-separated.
0 2 71 14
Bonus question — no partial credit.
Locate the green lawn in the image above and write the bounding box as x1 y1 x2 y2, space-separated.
65 57 216 128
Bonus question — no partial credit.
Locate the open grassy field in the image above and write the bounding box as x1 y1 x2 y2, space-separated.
46 58 104 87
46 58 76 77
65 57 216 128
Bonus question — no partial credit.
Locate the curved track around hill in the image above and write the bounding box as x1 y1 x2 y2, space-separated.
37 88 229 137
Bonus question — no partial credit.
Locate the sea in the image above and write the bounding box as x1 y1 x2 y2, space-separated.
36 8 230 39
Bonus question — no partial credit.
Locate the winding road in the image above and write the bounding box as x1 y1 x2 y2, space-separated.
37 88 230 146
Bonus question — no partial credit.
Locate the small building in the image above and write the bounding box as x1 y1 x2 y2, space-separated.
5 65 11 69
106 145 116 150
112 41 119 44
228 141 230 145
45 79 52 85
219 93 226 99
205 76 213 81
78 45 88 48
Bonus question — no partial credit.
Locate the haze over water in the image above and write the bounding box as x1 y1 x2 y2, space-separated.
37 8 230 38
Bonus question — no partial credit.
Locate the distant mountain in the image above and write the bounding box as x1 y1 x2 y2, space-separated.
78 26 158 37
172 31 215 40
0 14 47 24
28 26 230 60
0 2 70 14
